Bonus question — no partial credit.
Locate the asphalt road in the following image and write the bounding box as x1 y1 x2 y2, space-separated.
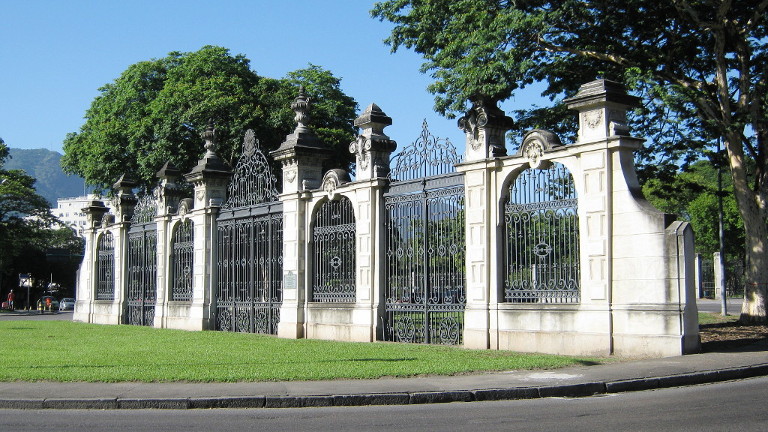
0 310 73 321
697 298 741 314
0 377 766 432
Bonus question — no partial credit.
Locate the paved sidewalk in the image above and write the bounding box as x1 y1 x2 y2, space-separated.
0 339 766 410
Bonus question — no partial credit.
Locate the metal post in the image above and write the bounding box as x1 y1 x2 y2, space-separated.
717 139 728 315
422 185 429 344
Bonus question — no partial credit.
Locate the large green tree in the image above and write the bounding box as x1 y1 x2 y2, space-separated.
643 159 744 259
62 46 357 192
0 138 66 301
373 0 768 322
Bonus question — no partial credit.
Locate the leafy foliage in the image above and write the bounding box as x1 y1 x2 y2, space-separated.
643 160 743 258
0 138 82 299
62 46 358 192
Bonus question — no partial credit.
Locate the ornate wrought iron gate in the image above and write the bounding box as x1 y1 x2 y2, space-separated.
504 162 580 303
312 197 356 302
126 195 158 326
383 121 466 345
215 130 283 334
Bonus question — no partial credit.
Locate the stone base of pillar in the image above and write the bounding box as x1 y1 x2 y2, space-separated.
463 307 491 349
497 330 612 357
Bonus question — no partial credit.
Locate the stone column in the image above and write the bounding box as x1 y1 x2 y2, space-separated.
112 175 139 324
350 103 397 181
565 79 699 356
183 124 232 330
349 103 396 340
456 101 513 349
112 175 138 223
713 252 723 300
154 162 185 327
73 201 110 323
271 87 333 339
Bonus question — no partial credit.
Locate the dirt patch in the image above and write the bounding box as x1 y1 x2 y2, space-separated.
699 320 768 352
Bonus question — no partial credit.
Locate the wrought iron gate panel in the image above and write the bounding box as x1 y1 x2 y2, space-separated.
504 162 580 303
215 129 283 334
383 121 466 345
216 211 283 333
96 232 115 300
312 197 356 302
126 194 158 326
126 227 157 325
170 219 194 302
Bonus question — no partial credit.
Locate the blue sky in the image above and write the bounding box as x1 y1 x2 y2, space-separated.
0 0 546 157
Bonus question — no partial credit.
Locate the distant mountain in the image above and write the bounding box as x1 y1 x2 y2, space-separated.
5 148 86 206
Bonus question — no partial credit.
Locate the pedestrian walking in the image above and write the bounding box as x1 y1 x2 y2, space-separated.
7 290 14 311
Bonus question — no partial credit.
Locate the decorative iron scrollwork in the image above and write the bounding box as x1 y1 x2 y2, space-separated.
389 120 462 182
223 129 279 209
131 193 158 225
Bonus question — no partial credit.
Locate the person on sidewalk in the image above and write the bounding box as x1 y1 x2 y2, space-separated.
7 290 14 311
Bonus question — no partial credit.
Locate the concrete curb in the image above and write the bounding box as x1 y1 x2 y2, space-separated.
1 363 766 410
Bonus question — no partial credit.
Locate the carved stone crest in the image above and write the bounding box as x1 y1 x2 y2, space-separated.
516 129 563 169
285 169 297 184
177 198 193 217
349 136 372 171
585 109 603 129
321 169 351 200
524 140 545 169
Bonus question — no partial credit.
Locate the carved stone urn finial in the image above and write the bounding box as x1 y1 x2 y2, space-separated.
291 86 312 133
201 120 217 157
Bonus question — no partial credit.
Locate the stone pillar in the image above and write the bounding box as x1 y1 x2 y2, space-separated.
112 175 139 324
563 80 641 354
350 103 397 181
458 98 514 161
73 201 110 323
564 79 639 144
566 79 699 356
456 102 513 349
112 175 138 223
154 162 185 327
713 252 723 300
183 124 232 330
271 87 333 339
348 103 396 340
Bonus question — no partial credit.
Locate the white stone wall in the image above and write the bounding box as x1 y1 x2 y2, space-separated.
72 82 699 358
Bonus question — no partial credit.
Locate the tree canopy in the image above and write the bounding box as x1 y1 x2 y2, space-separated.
643 160 744 258
62 46 358 192
373 0 768 321
0 138 82 300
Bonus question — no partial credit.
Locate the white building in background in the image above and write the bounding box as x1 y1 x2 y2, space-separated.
52 194 113 237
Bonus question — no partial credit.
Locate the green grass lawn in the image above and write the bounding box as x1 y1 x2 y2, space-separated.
698 312 740 325
0 321 603 383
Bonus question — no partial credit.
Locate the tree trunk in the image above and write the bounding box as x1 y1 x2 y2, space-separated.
740 218 768 324
721 130 767 323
